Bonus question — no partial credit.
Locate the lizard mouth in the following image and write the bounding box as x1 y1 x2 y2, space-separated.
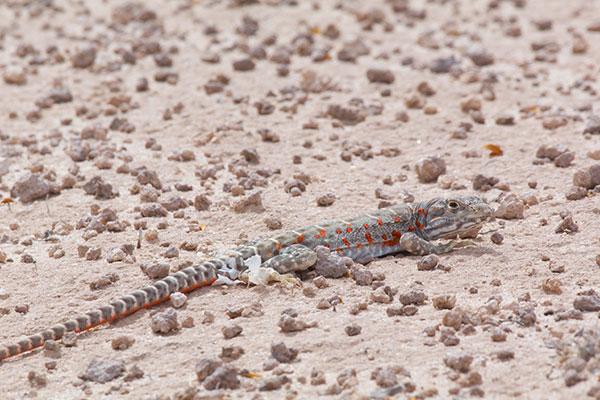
427 203 493 240
441 221 485 239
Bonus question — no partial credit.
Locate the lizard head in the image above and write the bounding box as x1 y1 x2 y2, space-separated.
420 196 493 241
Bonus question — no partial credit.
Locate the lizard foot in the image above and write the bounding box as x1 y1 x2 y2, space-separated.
239 267 300 288
433 240 475 254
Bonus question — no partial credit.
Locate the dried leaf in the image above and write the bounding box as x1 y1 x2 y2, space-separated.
483 144 503 157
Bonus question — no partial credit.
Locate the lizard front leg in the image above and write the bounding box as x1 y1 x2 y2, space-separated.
400 232 474 255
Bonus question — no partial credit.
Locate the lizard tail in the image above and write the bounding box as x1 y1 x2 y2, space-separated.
0 253 245 361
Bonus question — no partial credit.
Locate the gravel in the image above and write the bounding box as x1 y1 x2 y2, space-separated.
10 173 53 203
151 308 180 333
78 359 125 383
414 156 446 183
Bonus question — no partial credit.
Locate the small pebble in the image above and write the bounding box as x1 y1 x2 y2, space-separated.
79 359 125 383
124 365 144 382
494 194 525 219
442 310 463 330
414 156 446 183
15 303 29 313
351 267 373 286
233 57 255 71
490 232 504 244
513 306 537 327
303 287 316 298
181 316 195 328
170 292 187 308
203 365 240 390
111 335 135 350
565 186 587 201
417 255 439 271
316 193 336 207
542 278 562 294
345 324 362 336
196 358 223 382
278 315 313 332
398 290 426 305
440 328 460 346
313 276 329 288
222 323 243 339
220 346 245 362
263 358 279 371
201 311 215 324
573 293 600 312
62 332 77 347
372 368 398 388
72 45 96 68
366 68 395 84
490 328 507 342
467 45 494 66
270 342 298 363
259 377 283 391
151 308 180 334
444 352 473 373
43 340 61 358
495 114 515 125
573 165 600 189
495 350 515 361
417 81 436 96
144 263 170 279
371 286 393 303
27 371 48 388
555 215 579 233
432 294 457 310
106 248 126 263
386 304 404 317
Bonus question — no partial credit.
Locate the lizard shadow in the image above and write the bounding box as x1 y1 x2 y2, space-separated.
362 244 502 266
450 244 502 258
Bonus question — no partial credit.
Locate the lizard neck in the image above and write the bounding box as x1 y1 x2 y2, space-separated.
409 198 439 240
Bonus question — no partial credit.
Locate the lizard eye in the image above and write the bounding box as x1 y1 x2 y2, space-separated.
447 200 459 209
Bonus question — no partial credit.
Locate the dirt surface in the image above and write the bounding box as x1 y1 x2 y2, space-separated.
1 0 600 399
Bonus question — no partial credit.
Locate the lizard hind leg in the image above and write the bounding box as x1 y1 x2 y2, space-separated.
261 244 318 273
239 244 317 288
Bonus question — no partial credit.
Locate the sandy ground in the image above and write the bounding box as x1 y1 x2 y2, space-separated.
1 0 600 399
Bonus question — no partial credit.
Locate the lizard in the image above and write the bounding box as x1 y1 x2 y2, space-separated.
0 195 492 361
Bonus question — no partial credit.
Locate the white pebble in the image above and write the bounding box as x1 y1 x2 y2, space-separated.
170 292 187 308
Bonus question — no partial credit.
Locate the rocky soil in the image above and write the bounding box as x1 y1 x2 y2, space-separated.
1 0 600 399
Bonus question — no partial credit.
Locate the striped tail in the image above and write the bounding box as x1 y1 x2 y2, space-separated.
0 253 245 361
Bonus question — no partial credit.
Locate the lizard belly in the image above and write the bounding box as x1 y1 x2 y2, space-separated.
338 242 406 262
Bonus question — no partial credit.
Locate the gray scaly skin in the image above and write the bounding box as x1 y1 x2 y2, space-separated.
0 196 492 361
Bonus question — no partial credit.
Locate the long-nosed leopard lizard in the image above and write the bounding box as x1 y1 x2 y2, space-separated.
0 196 492 361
